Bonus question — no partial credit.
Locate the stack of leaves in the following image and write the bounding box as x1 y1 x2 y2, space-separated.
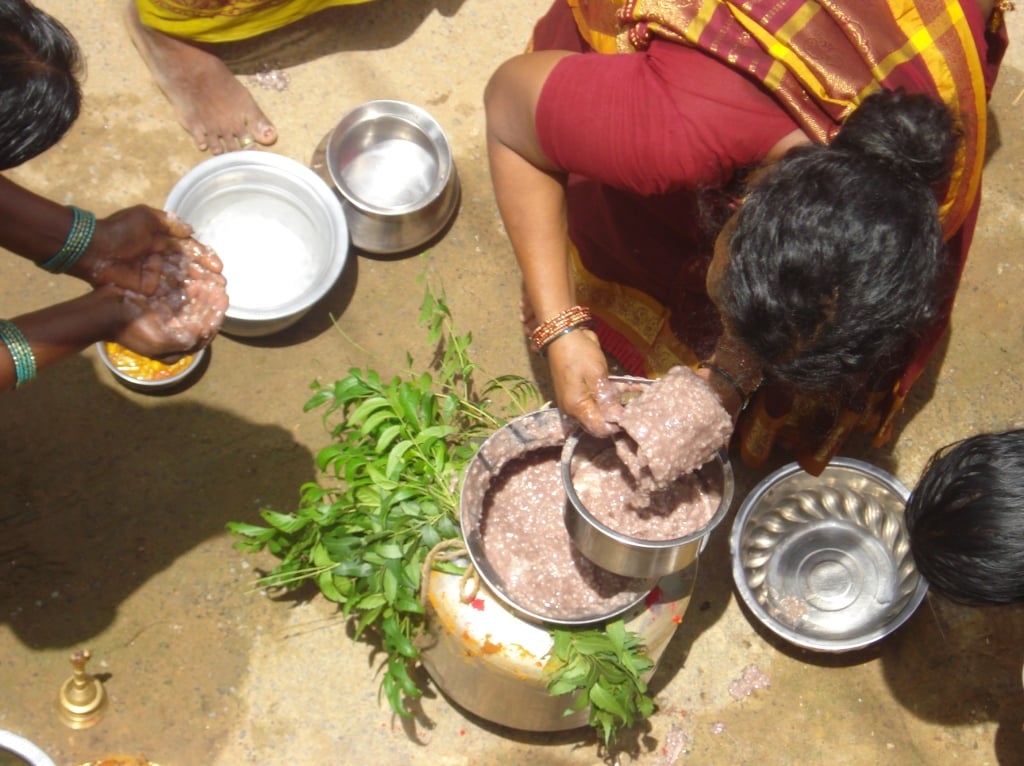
545 619 657 746
227 281 541 715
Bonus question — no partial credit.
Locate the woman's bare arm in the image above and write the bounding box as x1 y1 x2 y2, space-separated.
485 51 620 434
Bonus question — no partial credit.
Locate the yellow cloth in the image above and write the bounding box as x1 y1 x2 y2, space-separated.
137 0 376 44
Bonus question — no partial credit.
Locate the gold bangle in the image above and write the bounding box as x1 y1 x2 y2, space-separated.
991 1 1014 33
537 322 595 357
530 305 594 351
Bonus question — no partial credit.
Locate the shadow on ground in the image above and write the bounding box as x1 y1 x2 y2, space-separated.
0 354 314 648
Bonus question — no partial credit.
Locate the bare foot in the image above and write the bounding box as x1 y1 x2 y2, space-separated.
125 0 277 154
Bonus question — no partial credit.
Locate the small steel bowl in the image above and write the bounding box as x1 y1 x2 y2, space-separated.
730 458 928 652
562 431 734 579
166 152 349 337
460 407 656 627
325 100 460 254
96 342 206 394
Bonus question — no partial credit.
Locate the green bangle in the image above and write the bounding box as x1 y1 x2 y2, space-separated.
0 319 37 387
39 205 96 274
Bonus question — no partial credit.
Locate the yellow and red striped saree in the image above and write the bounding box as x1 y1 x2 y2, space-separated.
136 0 375 44
559 0 1006 473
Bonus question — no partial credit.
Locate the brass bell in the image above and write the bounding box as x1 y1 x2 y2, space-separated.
57 648 107 729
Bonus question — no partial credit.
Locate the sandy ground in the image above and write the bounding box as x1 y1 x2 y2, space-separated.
1 2 1023 765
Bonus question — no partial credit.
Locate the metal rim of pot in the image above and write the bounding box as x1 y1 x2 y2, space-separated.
459 407 657 627
561 431 735 579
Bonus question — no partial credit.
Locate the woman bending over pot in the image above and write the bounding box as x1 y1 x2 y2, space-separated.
0 0 227 392
485 0 1011 475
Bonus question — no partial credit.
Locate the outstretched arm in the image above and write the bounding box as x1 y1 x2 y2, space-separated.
0 236 227 391
485 51 621 435
0 288 135 391
0 174 220 294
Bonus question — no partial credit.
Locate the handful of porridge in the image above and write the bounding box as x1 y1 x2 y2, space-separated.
569 366 734 541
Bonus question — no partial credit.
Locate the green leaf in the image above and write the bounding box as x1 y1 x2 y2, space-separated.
375 424 402 453
419 524 441 549
357 593 387 611
547 679 579 697
315 443 348 473
225 521 273 542
382 566 399 604
605 620 627 652
259 509 309 535
385 440 415 478
393 595 425 615
375 543 404 560
397 385 422 427
317 570 344 602
303 386 336 412
381 673 411 718
359 409 398 437
415 424 456 443
590 682 630 721
365 463 397 490
331 560 374 578
384 616 420 660
388 657 422 697
354 603 383 638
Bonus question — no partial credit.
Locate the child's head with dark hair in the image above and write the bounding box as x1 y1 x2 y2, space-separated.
0 0 83 170
905 430 1024 605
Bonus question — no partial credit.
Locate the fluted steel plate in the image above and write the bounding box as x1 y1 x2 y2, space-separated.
729 458 927 652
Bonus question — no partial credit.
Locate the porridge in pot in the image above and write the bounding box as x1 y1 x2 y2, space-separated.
569 366 732 540
571 440 723 540
480 445 651 621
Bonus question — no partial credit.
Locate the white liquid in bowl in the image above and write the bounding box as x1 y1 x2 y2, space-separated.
196 194 318 312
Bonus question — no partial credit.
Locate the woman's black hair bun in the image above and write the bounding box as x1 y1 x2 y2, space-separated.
831 89 961 188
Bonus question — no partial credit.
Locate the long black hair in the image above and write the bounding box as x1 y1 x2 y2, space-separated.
719 90 961 390
0 0 82 170
906 430 1024 605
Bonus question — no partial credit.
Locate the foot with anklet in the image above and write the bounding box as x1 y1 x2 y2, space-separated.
125 0 278 155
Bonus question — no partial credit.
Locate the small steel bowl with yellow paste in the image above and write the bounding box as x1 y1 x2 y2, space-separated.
96 341 207 393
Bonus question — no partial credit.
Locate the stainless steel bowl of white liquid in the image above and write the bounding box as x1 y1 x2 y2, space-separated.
166 152 349 337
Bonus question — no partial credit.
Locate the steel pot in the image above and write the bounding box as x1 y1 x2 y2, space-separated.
419 563 697 731
165 152 349 337
325 100 460 254
562 431 734 579
459 407 655 626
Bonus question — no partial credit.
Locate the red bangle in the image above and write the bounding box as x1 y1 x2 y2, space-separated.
530 306 594 353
